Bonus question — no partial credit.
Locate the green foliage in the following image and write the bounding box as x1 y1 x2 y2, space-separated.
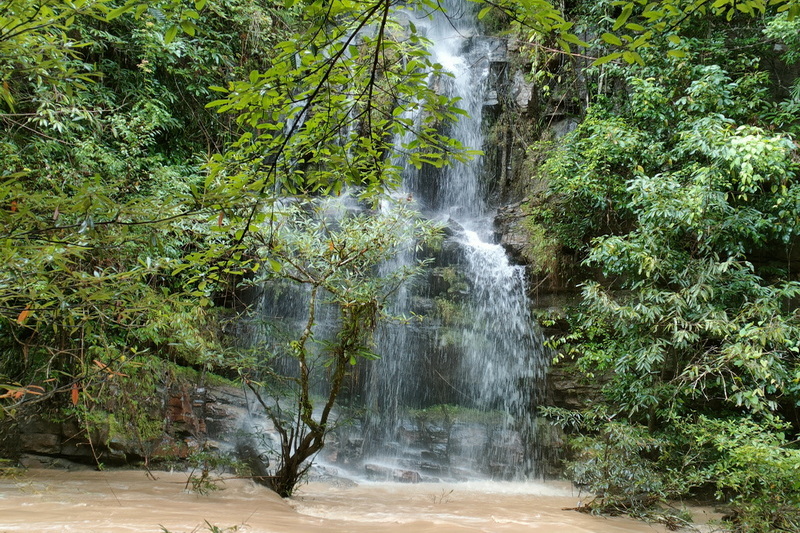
537 8 800 530
685 416 800 532
542 406 677 516
537 110 646 247
570 111 800 418
518 216 561 276
766 11 800 63
763 13 800 135
203 0 481 212
0 0 291 435
186 446 246 495
0 1 209 114
579 0 800 66
544 406 800 531
471 0 589 53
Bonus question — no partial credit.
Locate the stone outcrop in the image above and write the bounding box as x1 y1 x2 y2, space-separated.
364 463 422 483
546 362 608 412
3 383 262 470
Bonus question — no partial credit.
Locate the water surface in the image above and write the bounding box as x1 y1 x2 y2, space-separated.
0 469 679 532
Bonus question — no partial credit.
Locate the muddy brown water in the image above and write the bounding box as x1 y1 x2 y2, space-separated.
0 469 717 532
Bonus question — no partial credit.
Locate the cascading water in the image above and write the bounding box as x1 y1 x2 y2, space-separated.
349 0 549 480
246 0 549 482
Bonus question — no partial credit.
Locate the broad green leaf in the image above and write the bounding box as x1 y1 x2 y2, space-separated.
601 32 624 46
622 50 644 65
180 21 196 36
206 99 229 109
106 4 133 21
591 52 623 66
613 3 634 31
561 32 590 47
164 25 179 44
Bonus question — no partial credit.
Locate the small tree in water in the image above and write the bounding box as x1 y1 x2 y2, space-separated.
198 0 470 497
241 198 439 497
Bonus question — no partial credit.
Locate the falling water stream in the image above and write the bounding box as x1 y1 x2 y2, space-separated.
340 0 547 479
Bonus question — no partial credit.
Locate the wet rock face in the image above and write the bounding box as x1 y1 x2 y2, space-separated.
7 384 257 468
11 416 122 464
546 363 607 412
16 418 64 456
494 201 530 265
328 416 530 482
511 70 537 115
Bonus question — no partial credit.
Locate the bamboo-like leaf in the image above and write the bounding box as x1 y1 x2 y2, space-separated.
71 383 80 406
106 4 133 21
16 305 30 325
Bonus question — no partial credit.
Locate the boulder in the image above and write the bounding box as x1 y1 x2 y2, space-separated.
363 463 422 483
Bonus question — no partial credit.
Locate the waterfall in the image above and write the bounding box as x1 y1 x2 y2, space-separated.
247 0 549 482
350 0 549 480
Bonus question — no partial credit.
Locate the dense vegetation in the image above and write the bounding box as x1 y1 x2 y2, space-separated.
0 0 287 451
0 0 798 526
529 1 800 530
